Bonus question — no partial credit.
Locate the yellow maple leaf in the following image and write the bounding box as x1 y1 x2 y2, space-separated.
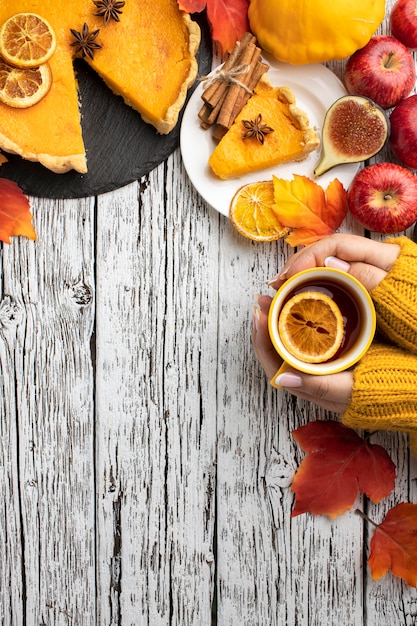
272 174 348 247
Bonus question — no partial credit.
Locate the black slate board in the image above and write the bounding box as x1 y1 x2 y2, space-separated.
0 13 212 199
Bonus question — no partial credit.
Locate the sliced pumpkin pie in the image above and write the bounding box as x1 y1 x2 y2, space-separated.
209 77 320 180
0 0 200 174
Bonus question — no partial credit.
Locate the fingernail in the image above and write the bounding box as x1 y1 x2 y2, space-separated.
324 256 351 272
266 269 287 286
266 274 279 286
252 305 261 330
275 372 303 388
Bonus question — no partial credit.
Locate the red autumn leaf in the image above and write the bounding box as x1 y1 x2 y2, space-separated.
291 421 396 519
368 503 417 587
0 179 36 244
177 0 250 54
272 175 348 247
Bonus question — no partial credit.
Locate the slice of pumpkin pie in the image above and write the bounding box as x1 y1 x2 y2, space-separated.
0 0 200 174
209 77 320 180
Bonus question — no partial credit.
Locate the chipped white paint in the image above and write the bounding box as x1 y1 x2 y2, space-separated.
1 2 417 624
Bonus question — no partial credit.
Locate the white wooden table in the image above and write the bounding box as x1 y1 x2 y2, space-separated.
1 2 417 624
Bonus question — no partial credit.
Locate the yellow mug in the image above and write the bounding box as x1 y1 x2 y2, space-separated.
268 267 376 379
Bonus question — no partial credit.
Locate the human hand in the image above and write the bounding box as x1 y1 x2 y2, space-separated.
252 234 401 413
252 294 353 413
266 233 401 292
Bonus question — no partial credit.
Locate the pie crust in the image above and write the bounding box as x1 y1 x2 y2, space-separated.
0 0 200 174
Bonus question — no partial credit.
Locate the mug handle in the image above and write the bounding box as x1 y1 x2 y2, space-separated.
270 361 291 389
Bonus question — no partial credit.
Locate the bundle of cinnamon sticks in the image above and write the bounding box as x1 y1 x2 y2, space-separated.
198 33 269 141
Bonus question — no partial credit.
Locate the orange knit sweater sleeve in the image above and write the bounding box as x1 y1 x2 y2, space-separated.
342 341 417 432
370 236 417 354
342 237 417 446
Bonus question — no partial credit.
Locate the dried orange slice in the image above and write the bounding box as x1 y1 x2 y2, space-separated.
278 291 344 363
229 180 289 242
0 58 52 108
0 13 56 68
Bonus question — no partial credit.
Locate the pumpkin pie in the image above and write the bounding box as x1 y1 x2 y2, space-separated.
0 0 200 173
209 77 320 180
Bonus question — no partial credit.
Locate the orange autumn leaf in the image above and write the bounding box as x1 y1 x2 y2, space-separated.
177 0 250 54
368 503 417 587
291 421 396 519
0 179 36 244
272 175 348 247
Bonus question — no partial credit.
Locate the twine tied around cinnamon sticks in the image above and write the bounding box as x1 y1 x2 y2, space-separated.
198 32 268 141
201 64 254 94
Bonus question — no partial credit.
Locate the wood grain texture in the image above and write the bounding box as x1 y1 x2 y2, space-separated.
1 2 417 625
0 197 96 624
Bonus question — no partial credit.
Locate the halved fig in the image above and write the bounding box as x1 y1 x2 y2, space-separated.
314 95 389 176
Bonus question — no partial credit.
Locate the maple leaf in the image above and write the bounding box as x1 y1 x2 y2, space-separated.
272 175 348 247
367 503 417 587
177 0 250 54
0 179 36 244
291 421 396 519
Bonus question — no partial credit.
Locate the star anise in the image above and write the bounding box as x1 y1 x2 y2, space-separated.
70 23 102 60
93 0 126 24
242 114 274 145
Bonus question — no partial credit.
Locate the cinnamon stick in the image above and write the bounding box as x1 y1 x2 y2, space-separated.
198 90 228 128
212 61 269 140
212 123 229 142
200 32 256 109
229 60 269 122
198 103 213 129
215 43 261 128
198 32 268 135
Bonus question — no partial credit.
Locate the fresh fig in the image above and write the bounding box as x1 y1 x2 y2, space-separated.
314 95 389 176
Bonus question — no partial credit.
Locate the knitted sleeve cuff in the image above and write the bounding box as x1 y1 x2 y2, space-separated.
371 236 417 354
342 342 417 433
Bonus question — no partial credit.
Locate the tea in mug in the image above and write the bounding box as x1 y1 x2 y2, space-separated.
281 277 361 362
268 267 376 376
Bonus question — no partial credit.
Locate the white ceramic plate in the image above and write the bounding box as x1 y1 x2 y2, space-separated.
180 55 360 217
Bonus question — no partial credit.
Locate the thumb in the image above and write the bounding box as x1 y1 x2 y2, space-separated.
272 366 353 413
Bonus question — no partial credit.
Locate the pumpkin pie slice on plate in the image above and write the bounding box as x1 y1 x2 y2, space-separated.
0 0 200 174
209 77 320 180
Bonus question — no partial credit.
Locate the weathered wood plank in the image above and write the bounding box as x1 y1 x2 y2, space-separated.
94 152 217 625
0 197 96 624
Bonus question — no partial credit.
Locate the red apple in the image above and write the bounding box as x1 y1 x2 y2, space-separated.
391 0 417 50
344 36 416 109
347 162 417 233
389 94 417 168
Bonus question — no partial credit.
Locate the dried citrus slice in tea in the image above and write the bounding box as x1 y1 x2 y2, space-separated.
0 58 52 108
278 291 344 363
229 180 289 242
0 13 56 68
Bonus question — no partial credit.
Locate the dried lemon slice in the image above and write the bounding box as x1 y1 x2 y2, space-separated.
278 291 344 363
0 13 56 68
229 180 289 242
0 58 52 108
